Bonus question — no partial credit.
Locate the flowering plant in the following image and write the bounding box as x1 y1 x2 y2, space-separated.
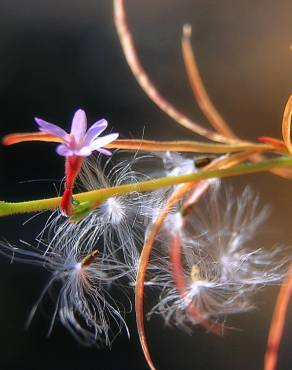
1 1 292 370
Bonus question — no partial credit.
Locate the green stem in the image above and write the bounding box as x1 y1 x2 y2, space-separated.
1 156 292 217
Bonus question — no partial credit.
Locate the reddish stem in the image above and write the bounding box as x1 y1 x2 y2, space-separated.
264 265 292 370
61 155 84 216
170 234 224 335
258 136 287 151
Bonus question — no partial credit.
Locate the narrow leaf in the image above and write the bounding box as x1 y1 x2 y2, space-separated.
282 95 292 154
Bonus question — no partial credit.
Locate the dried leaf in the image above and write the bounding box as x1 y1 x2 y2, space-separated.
264 263 292 370
182 24 235 139
2 132 62 145
282 95 292 154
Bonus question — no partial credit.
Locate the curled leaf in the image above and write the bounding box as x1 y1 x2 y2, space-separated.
281 95 292 154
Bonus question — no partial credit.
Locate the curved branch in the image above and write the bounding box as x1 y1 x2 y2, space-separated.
113 0 234 143
182 24 235 138
264 265 292 370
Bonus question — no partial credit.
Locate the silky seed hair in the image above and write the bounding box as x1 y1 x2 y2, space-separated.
0 234 133 347
148 185 289 330
37 151 200 257
41 151 170 263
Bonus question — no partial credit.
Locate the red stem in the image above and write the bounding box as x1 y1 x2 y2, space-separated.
170 234 224 335
61 155 84 216
264 265 292 370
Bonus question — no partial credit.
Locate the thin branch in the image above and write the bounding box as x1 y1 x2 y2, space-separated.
181 27 292 180
2 156 292 217
135 182 196 370
181 24 235 138
107 139 272 153
113 0 234 143
264 265 292 370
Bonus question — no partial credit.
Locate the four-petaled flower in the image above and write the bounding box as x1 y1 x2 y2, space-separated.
35 109 119 157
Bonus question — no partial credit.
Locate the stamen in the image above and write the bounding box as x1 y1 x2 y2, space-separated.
80 250 99 268
190 265 201 283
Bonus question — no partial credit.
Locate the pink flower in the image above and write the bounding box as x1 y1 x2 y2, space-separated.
35 109 119 157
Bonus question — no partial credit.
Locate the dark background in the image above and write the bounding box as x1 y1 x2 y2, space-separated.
0 1 292 369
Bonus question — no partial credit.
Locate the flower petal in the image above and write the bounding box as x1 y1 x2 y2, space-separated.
56 144 74 156
89 133 119 151
71 109 87 144
74 146 93 157
84 119 108 145
95 147 113 156
35 118 67 139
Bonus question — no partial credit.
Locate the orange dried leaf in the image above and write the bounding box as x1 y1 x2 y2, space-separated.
264 265 292 370
182 24 235 139
135 183 195 370
113 0 233 143
281 95 292 154
107 139 273 154
258 136 287 151
2 132 62 146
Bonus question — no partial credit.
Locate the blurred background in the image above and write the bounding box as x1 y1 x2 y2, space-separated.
0 0 292 369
